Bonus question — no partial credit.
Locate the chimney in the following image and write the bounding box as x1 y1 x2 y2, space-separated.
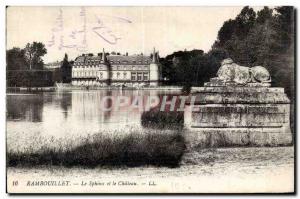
101 48 106 63
152 47 157 63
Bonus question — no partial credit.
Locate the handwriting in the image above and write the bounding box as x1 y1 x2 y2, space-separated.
92 16 122 45
47 7 132 51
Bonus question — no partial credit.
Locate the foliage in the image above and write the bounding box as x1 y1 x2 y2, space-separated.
24 42 47 70
7 70 53 87
213 6 295 99
6 42 50 87
160 49 227 87
141 110 184 130
160 6 294 101
6 42 74 86
61 53 72 83
6 48 27 70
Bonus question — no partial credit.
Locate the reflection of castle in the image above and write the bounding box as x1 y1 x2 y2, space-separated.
71 48 161 87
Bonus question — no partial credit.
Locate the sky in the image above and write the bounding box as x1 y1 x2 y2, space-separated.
6 6 264 63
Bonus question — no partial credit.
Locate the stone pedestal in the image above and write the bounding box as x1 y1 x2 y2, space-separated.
185 80 292 148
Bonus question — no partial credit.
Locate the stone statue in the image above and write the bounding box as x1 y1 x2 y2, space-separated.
217 58 271 84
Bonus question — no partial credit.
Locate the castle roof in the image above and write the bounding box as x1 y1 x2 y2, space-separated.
75 54 152 65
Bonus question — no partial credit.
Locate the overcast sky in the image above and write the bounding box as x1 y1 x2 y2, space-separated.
6 6 264 63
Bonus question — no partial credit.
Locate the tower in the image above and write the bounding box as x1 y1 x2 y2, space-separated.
99 48 110 86
100 48 106 63
149 47 160 86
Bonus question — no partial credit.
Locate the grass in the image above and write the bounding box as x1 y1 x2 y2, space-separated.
141 110 184 130
7 130 186 168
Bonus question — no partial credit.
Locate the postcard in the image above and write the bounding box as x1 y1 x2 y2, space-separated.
6 6 295 194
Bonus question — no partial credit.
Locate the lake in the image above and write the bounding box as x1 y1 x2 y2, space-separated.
6 90 184 152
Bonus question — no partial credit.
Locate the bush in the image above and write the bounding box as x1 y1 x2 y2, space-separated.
141 110 184 130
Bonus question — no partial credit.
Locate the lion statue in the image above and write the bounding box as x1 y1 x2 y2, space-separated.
217 58 271 84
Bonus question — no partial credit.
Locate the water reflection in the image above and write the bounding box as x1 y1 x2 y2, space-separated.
7 94 44 122
6 90 182 138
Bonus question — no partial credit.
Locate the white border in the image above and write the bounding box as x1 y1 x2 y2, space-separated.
1 0 299 198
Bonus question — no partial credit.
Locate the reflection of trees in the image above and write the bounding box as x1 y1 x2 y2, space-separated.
60 92 72 119
7 94 43 122
71 90 113 123
103 90 112 122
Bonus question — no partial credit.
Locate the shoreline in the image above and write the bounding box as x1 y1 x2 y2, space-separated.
7 85 184 91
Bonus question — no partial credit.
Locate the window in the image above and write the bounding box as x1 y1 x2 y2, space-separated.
100 72 103 79
131 72 136 81
143 72 148 81
137 72 142 81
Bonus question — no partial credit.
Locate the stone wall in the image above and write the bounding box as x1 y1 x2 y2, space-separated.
185 84 292 148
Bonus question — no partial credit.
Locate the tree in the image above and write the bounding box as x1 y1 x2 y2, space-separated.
61 53 72 83
212 6 294 99
234 6 256 39
160 49 225 87
6 48 27 70
24 42 47 70
216 19 237 46
256 6 273 24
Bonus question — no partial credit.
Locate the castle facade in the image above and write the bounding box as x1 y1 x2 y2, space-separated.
71 48 161 87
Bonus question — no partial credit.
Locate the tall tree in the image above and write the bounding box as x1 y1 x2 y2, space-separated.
234 6 256 39
61 53 72 83
6 48 27 70
256 6 273 24
212 6 295 98
24 42 47 70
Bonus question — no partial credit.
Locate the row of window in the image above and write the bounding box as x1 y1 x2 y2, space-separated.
72 71 149 81
109 60 149 64
73 64 149 70
74 60 150 66
111 65 148 70
131 72 149 81
73 71 101 77
73 64 106 69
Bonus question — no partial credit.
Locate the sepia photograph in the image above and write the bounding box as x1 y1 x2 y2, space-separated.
5 6 295 194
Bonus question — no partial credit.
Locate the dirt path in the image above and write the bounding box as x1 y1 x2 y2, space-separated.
7 146 294 193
